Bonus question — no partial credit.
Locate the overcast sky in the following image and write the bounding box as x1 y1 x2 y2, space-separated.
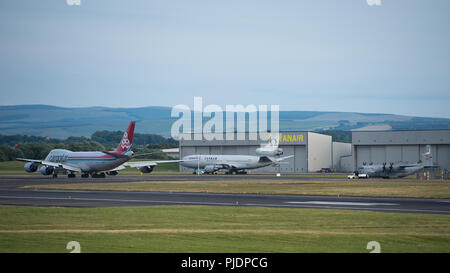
0 0 449 118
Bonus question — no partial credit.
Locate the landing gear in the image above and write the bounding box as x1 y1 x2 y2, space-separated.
226 170 247 175
68 173 76 178
92 172 106 178
80 172 106 178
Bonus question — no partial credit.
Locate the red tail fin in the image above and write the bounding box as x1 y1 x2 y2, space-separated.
115 121 135 154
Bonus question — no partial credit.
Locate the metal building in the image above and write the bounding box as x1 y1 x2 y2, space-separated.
352 130 450 171
178 131 351 173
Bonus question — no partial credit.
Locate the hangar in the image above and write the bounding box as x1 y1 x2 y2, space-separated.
178 131 352 173
352 130 450 172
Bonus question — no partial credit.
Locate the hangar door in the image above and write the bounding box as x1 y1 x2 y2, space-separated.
294 146 307 173
279 146 295 172
180 146 195 158
195 146 210 155
436 145 450 170
402 145 419 164
356 146 371 167
209 146 222 155
370 146 386 164
385 145 402 164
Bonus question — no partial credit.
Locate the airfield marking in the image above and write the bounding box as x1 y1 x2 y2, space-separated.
0 195 234 206
284 201 397 206
1 195 449 214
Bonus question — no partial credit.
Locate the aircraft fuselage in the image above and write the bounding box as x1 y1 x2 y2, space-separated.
45 149 129 173
357 164 423 178
181 154 272 172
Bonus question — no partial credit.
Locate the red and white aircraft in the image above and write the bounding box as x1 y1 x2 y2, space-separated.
17 121 180 178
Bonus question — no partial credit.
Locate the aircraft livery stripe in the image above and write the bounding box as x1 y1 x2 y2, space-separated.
67 159 116 161
67 157 116 161
68 155 114 159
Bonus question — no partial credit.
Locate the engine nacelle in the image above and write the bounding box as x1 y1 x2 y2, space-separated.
204 165 219 173
39 166 54 175
139 166 154 173
24 162 39 173
255 147 283 156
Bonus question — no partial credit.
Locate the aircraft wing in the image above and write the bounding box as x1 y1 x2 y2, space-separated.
41 161 82 172
275 155 294 162
258 156 273 163
123 160 185 169
108 165 126 172
397 163 420 169
258 155 294 164
16 158 42 163
17 158 82 172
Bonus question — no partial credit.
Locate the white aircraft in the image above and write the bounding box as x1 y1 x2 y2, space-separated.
180 136 293 174
17 121 182 178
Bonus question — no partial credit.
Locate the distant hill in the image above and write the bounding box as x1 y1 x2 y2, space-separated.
0 105 449 139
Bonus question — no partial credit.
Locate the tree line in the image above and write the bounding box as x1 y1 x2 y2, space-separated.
0 131 178 161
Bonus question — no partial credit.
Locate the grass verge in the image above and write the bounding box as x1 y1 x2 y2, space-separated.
0 205 449 252
23 179 450 199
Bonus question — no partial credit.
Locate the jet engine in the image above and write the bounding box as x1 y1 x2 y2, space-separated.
39 166 54 175
139 166 154 173
24 162 39 173
255 147 283 156
204 165 220 173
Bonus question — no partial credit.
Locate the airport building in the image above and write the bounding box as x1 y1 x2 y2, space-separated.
178 132 352 173
177 130 450 174
351 130 450 172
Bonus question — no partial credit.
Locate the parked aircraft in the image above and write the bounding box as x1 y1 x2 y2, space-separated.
16 121 181 178
353 145 433 179
180 138 293 174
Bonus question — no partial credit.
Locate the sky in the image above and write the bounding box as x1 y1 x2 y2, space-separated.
0 0 449 118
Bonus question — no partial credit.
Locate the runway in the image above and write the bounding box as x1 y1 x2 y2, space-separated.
0 175 449 214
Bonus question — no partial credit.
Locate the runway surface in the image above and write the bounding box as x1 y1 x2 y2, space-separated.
0 175 449 214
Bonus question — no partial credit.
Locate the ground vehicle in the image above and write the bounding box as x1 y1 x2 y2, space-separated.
347 173 369 179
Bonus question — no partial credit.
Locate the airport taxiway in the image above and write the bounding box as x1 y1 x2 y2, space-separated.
0 175 449 214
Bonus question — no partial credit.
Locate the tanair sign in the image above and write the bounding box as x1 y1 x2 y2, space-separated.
280 134 304 143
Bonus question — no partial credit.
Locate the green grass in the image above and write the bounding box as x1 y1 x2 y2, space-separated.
0 161 29 172
0 205 449 253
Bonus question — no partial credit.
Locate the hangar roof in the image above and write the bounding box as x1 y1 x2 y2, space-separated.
352 130 450 145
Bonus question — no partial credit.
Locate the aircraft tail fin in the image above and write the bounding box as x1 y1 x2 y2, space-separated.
421 145 433 166
259 133 279 149
114 121 135 154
